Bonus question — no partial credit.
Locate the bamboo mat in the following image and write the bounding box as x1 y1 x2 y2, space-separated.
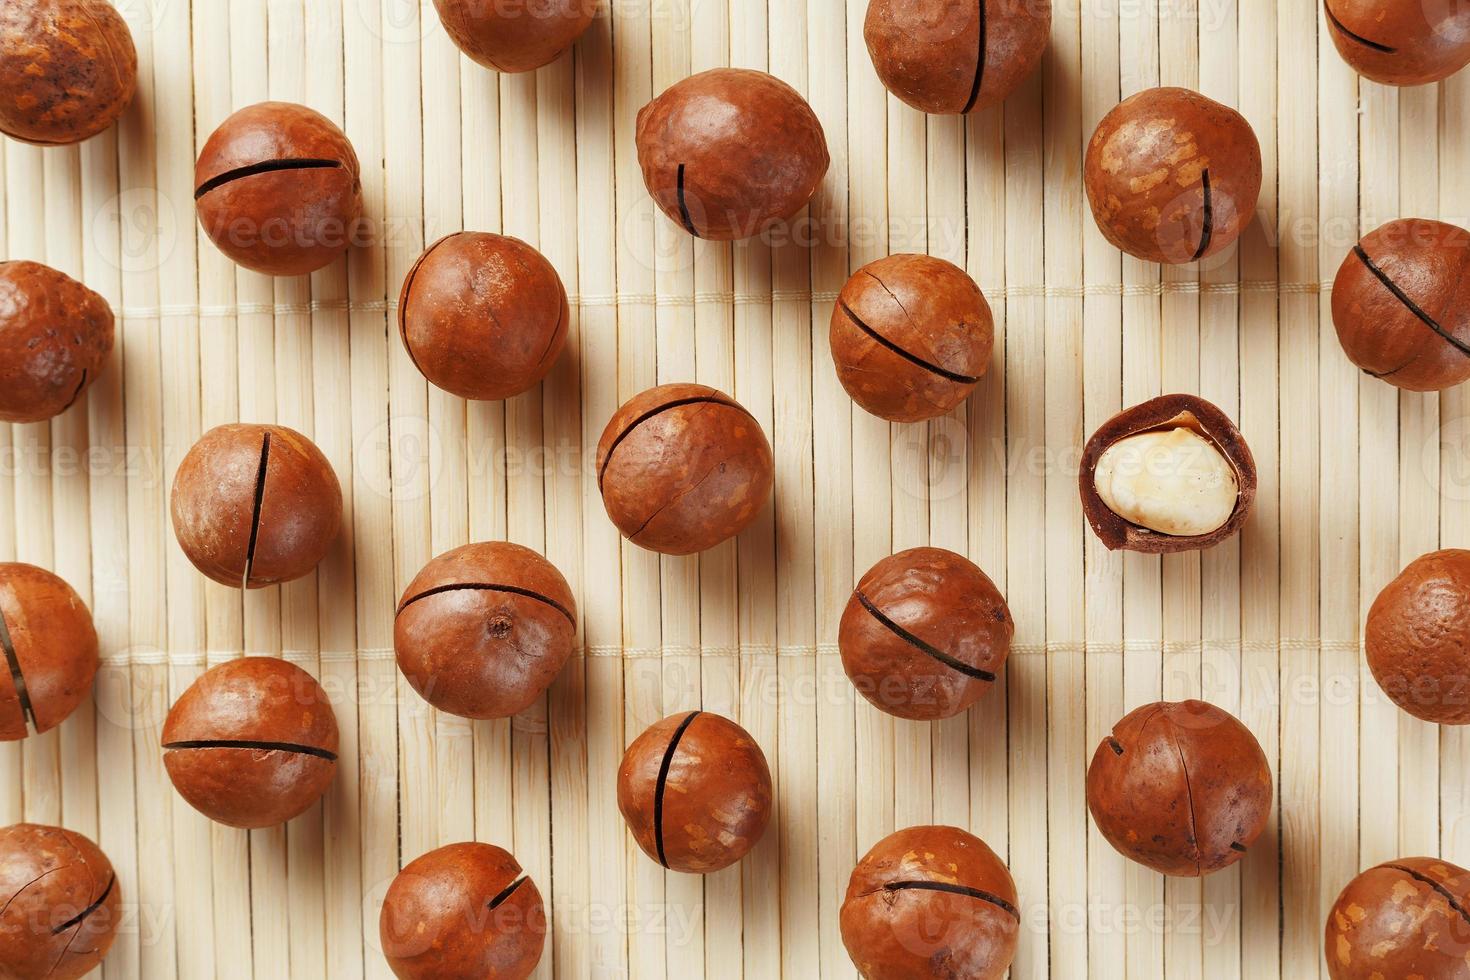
2 0 1467 977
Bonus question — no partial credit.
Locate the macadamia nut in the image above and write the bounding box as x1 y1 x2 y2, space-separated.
0 824 121 980
0 261 114 424
0 563 99 742
432 0 596 73
1366 549 1470 724
1093 428 1239 537
1326 857 1470 978
1325 0 1470 86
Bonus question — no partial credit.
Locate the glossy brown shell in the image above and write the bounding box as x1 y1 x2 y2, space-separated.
635 68 829 242
840 825 1019 980
617 711 773 874
863 0 1051 114
1079 393 1257 554
394 542 577 720
162 656 339 829
1325 857 1470 979
1332 218 1470 392
1325 0 1470 86
194 102 364 277
398 232 569 401
0 261 113 424
171 423 343 589
380 842 546 980
431 0 596 73
0 563 98 741
839 547 1012 721
830 253 993 423
1086 699 1272 877
0 0 137 146
596 383 774 555
1366 549 1470 724
0 823 120 980
1084 87 1262 265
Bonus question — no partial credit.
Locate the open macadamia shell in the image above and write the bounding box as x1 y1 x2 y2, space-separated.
398 232 569 401
1332 218 1470 392
162 657 339 829
840 825 1019 980
0 0 137 146
1085 86 1262 265
1325 857 1470 979
1087 699 1272 877
1365 549 1470 724
195 102 364 277
394 542 577 720
830 254 994 423
1325 0 1470 86
380 842 546 980
0 261 114 424
617 711 773 874
597 383 774 555
0 823 121 980
1080 393 1255 554
839 547 1012 721
635 68 829 241
0 563 98 742
863 0 1051 115
431 0 596 73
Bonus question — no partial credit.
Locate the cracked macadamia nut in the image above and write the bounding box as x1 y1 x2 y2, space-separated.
195 102 364 276
1325 0 1470 86
162 657 339 829
0 823 120 980
1080 394 1255 554
830 254 994 423
840 825 1019 980
171 423 342 589
864 0 1051 115
0 261 114 423
395 542 577 720
0 0 137 146
1087 699 1272 877
398 232 569 401
839 547 1012 721
1366 549 1470 724
1332 218 1470 392
1325 857 1470 979
380 842 546 980
432 0 596 73
617 711 772 874
0 563 98 742
636 68 829 241
597 383 774 555
1085 87 1262 265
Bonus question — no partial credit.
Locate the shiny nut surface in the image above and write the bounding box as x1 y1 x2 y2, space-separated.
0 563 98 741
1093 428 1239 537
1366 549 1470 724
1325 0 1470 86
0 261 114 424
431 0 596 73
1325 857 1470 979
0 0 137 145
0 823 121 980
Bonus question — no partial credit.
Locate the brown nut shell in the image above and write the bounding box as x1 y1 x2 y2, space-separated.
431 0 596 73
398 232 569 401
830 254 994 423
1332 218 1470 392
1084 87 1262 264
0 0 137 146
1079 393 1256 554
0 823 120 980
194 102 364 277
1086 699 1272 877
394 542 577 720
162 656 339 829
596 383 774 555
617 711 773 874
0 261 114 424
1325 856 1470 979
171 422 343 589
1365 548 1470 724
840 824 1019 980
0 563 98 741
863 0 1051 114
380 842 546 980
635 68 829 241
1325 0 1470 86
839 547 1012 721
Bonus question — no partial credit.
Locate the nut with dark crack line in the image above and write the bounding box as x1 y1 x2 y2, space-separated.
1325 857 1470 979
0 823 121 980
1324 0 1470 86
0 562 99 742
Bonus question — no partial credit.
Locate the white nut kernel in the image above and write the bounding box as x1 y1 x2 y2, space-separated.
1093 428 1238 536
